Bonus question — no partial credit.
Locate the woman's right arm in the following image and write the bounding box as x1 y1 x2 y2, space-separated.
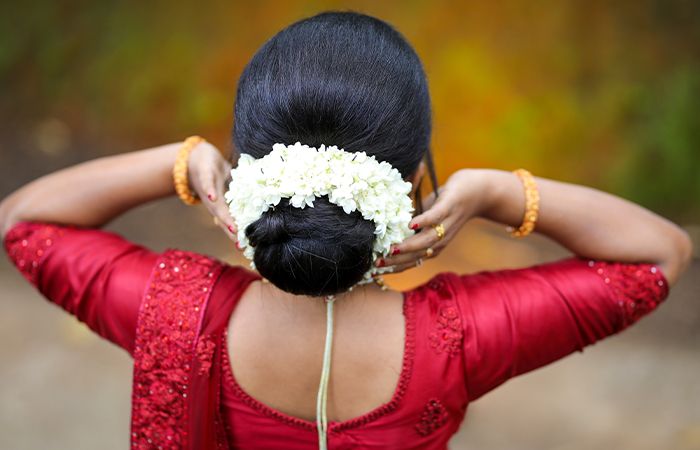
385 169 693 285
478 169 692 284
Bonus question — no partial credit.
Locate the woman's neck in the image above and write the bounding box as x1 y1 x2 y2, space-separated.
256 278 396 317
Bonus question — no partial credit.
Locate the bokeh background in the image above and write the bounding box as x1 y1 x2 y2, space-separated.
1 1 698 449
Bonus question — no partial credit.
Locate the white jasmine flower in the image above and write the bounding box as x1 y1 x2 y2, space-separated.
224 142 416 285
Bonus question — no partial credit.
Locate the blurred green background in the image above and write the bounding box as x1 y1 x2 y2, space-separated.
1 0 699 221
1 2 699 450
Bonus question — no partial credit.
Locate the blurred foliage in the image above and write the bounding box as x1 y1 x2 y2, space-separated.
1 0 698 220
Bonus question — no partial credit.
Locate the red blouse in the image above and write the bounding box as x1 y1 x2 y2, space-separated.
3 220 669 449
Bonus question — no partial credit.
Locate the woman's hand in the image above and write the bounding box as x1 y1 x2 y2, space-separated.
379 169 491 273
187 142 239 244
382 167 692 284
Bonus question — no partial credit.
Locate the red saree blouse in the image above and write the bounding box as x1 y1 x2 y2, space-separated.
3 220 669 450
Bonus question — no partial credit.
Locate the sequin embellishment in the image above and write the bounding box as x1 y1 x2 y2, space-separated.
196 335 216 376
130 249 223 450
3 221 70 286
587 260 669 328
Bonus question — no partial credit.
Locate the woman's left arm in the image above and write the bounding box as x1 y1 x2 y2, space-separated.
0 140 237 240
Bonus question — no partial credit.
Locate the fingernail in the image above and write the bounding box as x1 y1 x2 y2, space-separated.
391 247 400 255
227 225 235 233
376 258 384 267
410 223 419 230
207 193 215 201
235 241 242 250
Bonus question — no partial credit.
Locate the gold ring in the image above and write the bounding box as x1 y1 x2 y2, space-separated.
416 258 424 267
433 223 445 240
373 275 388 290
425 247 434 258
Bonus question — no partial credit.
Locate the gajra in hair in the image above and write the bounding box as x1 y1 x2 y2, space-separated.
231 11 436 296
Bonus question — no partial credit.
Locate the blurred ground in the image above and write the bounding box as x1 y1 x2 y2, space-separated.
1 198 698 450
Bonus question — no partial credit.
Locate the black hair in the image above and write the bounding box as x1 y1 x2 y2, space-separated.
232 11 439 296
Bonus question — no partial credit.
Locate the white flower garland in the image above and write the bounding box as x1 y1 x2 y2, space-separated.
223 142 416 285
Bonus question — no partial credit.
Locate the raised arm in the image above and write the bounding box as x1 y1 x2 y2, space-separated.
0 140 237 241
383 168 693 285
0 140 239 353
388 169 692 402
480 169 693 284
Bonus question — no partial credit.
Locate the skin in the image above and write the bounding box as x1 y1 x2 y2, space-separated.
384 168 693 285
0 140 693 421
0 140 691 285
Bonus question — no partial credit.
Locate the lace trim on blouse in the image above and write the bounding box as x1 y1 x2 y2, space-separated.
130 249 224 450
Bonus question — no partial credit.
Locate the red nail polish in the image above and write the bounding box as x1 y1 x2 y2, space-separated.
391 247 400 255
235 241 241 250
410 223 419 230
376 258 384 267
207 193 215 201
228 225 235 233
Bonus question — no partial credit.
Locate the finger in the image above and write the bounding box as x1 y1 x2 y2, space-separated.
206 150 233 202
379 247 437 267
209 194 237 237
380 244 442 267
217 221 238 242
205 200 237 242
214 201 237 234
200 167 218 202
385 260 423 274
408 188 448 230
213 171 237 233
393 228 440 255
389 215 455 256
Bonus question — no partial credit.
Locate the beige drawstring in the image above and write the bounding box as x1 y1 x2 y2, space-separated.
316 294 336 450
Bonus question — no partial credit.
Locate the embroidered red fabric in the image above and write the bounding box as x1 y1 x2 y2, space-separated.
3 220 158 353
456 257 670 402
428 305 463 357
2 221 671 449
586 259 669 328
130 249 224 450
2 221 68 286
196 335 217 377
415 398 450 436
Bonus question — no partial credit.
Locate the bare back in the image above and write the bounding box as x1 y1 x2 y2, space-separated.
226 279 407 423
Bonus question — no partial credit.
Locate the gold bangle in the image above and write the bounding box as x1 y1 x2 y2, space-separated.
173 136 205 206
507 168 539 238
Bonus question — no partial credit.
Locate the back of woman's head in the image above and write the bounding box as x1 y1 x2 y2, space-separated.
233 11 432 296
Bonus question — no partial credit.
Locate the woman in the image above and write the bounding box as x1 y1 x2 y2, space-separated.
0 11 692 450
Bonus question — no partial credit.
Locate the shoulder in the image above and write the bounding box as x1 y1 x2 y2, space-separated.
154 247 261 292
404 271 458 298
404 272 465 357
151 248 262 333
136 248 262 339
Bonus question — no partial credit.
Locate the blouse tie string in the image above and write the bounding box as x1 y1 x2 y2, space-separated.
316 294 336 450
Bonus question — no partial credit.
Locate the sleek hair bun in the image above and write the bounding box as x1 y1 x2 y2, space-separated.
246 207 290 248
232 11 434 296
245 197 376 296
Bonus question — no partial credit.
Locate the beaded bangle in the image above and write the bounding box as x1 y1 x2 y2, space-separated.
173 136 205 206
507 168 539 238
